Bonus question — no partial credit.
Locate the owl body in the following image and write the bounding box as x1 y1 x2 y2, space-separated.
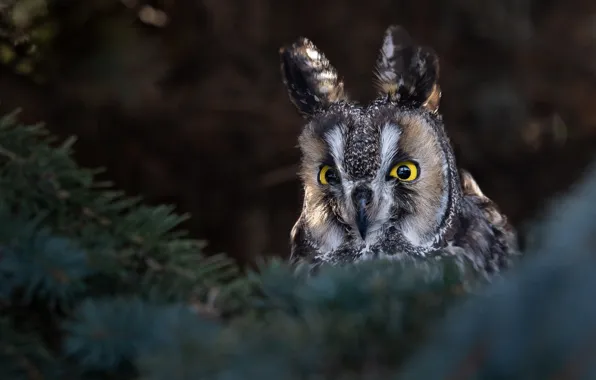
280 26 518 273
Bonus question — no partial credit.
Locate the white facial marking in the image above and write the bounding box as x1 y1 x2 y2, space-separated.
379 123 401 172
401 225 427 247
324 124 346 168
316 223 344 252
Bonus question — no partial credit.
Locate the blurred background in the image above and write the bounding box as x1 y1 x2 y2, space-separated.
1 0 596 265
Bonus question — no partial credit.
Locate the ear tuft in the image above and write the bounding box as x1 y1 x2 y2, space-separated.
374 25 441 113
280 37 347 117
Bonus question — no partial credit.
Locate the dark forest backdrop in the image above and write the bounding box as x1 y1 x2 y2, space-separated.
2 0 596 264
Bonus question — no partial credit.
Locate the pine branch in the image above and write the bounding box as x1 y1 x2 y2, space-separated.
134 255 481 380
0 207 91 308
63 297 220 374
0 317 61 380
0 109 238 378
0 110 239 303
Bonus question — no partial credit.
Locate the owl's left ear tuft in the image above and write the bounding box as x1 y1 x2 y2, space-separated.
280 38 348 117
374 25 441 113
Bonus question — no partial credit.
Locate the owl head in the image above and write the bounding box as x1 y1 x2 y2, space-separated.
280 26 464 262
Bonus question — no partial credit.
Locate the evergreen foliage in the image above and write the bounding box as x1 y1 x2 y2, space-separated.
0 110 238 379
1 108 596 380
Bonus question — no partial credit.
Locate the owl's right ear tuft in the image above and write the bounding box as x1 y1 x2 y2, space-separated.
374 25 441 113
280 38 348 117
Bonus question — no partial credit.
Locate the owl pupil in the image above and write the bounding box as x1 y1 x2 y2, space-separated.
397 165 411 179
326 168 338 183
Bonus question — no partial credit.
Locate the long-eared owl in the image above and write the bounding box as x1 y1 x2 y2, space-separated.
279 25 519 273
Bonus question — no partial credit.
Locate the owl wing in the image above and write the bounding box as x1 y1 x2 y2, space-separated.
289 217 317 264
460 170 508 231
460 169 519 266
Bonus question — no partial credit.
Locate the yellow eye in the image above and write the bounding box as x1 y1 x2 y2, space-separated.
389 161 419 181
318 165 338 185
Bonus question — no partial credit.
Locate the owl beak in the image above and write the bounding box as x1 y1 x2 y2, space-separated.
353 186 372 240
356 197 369 240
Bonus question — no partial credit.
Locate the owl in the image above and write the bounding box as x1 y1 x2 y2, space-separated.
279 25 519 273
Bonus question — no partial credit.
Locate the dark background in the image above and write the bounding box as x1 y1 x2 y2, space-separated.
1 0 596 265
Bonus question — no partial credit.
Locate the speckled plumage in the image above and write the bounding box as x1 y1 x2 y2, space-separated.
279 25 519 274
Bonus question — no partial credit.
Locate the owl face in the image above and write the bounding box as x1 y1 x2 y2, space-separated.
281 26 463 259
297 103 452 248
